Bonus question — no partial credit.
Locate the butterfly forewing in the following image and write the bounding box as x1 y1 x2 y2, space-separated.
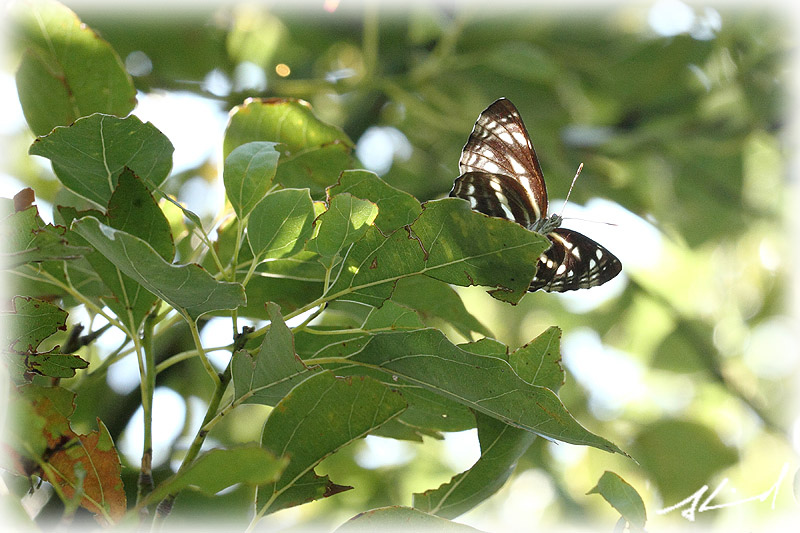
451 171 538 227
450 97 623 293
458 99 548 220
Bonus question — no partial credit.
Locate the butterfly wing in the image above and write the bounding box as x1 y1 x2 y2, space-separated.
450 171 538 227
530 228 622 292
452 98 623 293
458 98 548 219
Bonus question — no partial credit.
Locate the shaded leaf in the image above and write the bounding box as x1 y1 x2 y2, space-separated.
2 295 87 382
143 446 287 505
71 216 245 321
232 302 314 405
413 412 535 519
587 471 647 530
2 296 67 353
392 276 491 338
349 329 625 454
362 301 425 330
256 371 407 515
508 326 564 392
223 141 280 219
11 0 136 136
29 114 173 207
60 169 174 331
2 206 90 268
247 188 315 259
335 506 486 532
631 419 738 504
14 351 89 381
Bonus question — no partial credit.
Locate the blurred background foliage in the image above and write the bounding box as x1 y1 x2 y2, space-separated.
2 0 796 531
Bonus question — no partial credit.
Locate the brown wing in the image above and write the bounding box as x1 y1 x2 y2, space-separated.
449 171 538 227
458 98 548 219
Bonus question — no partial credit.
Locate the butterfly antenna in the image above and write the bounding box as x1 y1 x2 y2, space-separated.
559 163 583 216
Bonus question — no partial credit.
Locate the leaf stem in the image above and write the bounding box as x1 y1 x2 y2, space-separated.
186 315 221 387
152 361 232 522
136 311 158 507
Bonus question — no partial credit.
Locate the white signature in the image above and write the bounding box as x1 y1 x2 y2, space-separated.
656 463 789 522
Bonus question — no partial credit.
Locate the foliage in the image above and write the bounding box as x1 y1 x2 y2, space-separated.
1 1 793 532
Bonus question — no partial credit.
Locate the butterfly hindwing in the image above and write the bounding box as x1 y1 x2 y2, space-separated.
530 228 622 292
451 97 622 293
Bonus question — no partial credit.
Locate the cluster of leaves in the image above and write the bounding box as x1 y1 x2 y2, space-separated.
3 1 648 531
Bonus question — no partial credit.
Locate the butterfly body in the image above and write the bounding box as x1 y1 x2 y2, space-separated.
450 98 622 292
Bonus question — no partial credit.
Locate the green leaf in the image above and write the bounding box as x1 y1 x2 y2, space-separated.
13 351 89 381
71 216 245 321
2 295 88 381
256 371 407 515
29 114 174 207
59 169 174 331
307 194 379 268
2 296 67 353
632 419 738 504
328 170 422 233
2 206 90 268
223 98 354 195
11 0 136 136
294 329 476 433
392 276 492 338
335 506 487 532
247 189 315 259
223 142 280 219
232 302 314 405
587 471 647 531
508 326 564 392
362 301 425 330
349 329 626 454
238 275 324 318
326 198 548 306
413 412 535 519
143 446 287 506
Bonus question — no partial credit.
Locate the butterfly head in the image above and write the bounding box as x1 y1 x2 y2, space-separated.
528 213 562 235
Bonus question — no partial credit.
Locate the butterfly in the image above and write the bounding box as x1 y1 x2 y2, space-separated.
449 98 622 292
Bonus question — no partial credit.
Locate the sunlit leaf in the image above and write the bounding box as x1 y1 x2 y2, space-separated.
508 326 564 392
223 141 280 219
307 193 378 268
328 170 422 233
224 98 354 195
11 0 136 136
326 198 548 306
